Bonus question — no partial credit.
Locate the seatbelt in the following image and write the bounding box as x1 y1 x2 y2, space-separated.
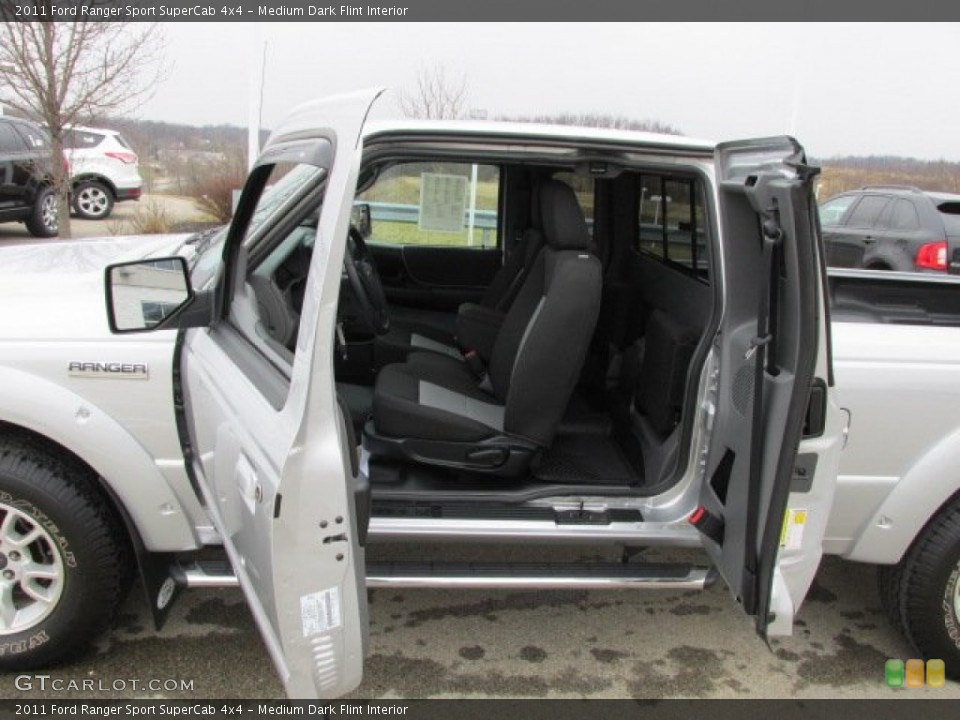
741 216 783 615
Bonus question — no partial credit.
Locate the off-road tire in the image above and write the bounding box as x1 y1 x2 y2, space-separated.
879 494 960 679
0 438 130 669
24 186 58 238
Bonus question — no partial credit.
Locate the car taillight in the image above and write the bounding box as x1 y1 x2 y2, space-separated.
916 240 948 271
62 153 70 176
105 151 138 164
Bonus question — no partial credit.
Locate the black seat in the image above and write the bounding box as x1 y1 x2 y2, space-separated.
375 224 545 365
365 179 602 476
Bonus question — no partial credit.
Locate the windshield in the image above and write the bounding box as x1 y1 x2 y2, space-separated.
188 164 325 289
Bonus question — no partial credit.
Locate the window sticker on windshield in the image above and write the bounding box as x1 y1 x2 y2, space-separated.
779 508 808 551
419 173 467 233
300 587 342 638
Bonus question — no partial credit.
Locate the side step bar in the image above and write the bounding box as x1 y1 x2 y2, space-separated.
176 560 240 588
365 562 715 590
177 560 716 591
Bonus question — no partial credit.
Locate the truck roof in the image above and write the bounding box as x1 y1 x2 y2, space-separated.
362 119 718 155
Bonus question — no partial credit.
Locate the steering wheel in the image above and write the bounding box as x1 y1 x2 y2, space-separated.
343 225 390 334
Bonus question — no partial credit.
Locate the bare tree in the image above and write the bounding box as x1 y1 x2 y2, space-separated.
398 65 468 120
499 112 682 135
0 6 165 237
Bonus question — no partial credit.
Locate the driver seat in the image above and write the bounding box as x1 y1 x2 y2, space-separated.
364 180 602 476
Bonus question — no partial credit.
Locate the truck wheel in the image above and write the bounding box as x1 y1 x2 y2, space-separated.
72 180 114 220
881 495 960 679
24 187 58 238
0 440 130 669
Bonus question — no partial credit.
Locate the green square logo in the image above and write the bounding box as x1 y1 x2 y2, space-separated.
886 658 905 687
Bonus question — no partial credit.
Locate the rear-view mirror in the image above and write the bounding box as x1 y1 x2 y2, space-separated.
351 203 372 238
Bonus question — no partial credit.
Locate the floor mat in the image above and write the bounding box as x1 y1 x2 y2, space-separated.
534 433 640 486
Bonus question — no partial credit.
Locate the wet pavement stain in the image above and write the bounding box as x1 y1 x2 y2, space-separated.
793 633 889 690
519 646 548 663
402 590 590 628
183 598 250 632
806 579 839 604
459 646 485 661
351 652 612 698
626 646 730 698
2 632 282 700
776 649 801 662
669 604 714 616
590 648 630 664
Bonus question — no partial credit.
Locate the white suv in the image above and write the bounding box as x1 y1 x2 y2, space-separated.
63 126 143 220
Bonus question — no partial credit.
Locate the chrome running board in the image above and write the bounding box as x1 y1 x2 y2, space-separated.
364 561 716 590
177 559 715 591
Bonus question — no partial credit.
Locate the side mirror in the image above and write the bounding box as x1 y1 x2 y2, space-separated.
105 256 194 333
351 202 372 238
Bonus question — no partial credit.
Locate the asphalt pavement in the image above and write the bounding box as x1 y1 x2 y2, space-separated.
0 545 955 700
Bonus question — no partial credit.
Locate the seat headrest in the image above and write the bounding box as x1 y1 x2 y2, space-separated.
539 179 591 251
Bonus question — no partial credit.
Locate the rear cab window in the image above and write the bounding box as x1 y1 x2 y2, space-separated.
356 162 501 248
636 173 709 281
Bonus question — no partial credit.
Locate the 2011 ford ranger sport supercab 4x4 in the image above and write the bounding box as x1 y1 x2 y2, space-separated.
1 89 959 698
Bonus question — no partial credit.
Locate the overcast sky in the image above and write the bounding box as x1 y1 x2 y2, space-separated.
137 22 960 161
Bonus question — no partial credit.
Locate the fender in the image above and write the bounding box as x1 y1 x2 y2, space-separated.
846 424 960 564
71 173 117 196
0 365 200 552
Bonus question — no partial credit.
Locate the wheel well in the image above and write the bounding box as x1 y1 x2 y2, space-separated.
896 485 960 565
72 175 117 198
0 420 134 552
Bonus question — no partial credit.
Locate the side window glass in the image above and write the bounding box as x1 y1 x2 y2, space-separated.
818 195 857 226
0 124 25 153
356 162 501 248
889 199 921 231
230 160 327 373
846 195 890 228
637 173 709 281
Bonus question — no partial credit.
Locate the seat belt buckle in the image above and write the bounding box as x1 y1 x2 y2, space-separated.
463 349 486 379
689 506 725 546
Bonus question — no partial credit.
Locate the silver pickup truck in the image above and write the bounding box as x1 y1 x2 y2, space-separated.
0 89 958 698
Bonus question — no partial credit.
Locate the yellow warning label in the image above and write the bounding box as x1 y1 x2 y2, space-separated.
780 508 808 550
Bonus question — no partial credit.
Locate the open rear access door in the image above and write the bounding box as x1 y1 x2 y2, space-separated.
695 137 843 639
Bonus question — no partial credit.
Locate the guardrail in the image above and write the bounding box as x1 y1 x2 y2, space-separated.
365 201 497 246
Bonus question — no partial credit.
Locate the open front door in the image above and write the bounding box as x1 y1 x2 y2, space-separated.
695 137 844 639
179 89 383 697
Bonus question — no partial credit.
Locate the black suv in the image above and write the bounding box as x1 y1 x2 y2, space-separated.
0 116 58 237
819 186 960 273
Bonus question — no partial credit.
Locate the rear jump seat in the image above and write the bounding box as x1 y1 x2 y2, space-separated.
534 308 699 488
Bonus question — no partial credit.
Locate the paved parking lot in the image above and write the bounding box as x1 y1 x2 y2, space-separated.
0 194 212 246
0 546 956 700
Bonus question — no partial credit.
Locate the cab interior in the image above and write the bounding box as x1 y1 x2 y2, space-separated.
251 142 719 511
